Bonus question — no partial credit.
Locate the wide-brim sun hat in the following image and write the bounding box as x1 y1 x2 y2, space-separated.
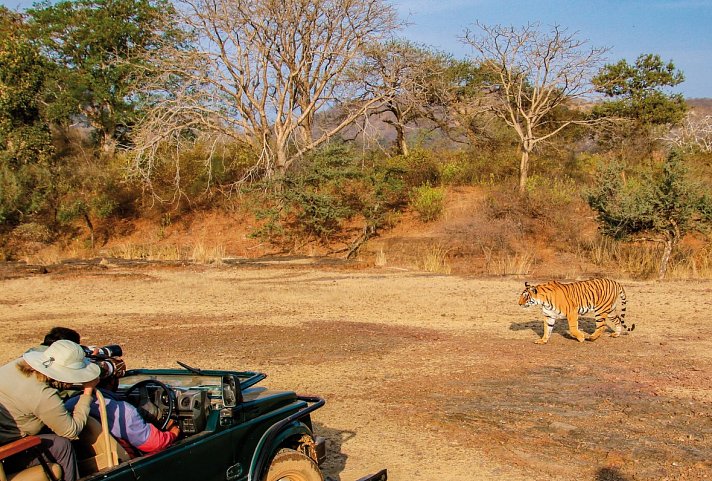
23 339 100 384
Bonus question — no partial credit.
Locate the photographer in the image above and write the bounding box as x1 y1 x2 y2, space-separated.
23 326 81 355
28 327 180 457
63 342 180 457
0 340 100 481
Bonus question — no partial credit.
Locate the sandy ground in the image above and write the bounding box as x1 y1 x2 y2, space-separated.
1 263 711 481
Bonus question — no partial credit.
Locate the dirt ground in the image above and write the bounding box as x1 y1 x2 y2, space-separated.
1 263 711 481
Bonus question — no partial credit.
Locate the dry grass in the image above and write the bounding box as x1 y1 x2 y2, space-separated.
482 248 533 276
108 244 183 261
578 236 712 280
374 249 387 267
190 242 225 265
22 246 70 266
666 247 712 279
106 242 226 265
419 245 451 274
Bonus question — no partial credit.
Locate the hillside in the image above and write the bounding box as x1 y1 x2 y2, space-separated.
5 185 620 280
688 98 712 116
363 185 605 278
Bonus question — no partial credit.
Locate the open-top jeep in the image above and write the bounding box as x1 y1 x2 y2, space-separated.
5 362 386 481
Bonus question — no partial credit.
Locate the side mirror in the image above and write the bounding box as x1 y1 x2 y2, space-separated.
222 375 242 407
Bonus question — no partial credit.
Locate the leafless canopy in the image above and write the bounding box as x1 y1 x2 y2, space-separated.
664 112 712 153
462 22 608 192
357 40 453 156
130 0 400 194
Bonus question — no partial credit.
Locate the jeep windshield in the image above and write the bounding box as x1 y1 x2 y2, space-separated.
119 373 223 399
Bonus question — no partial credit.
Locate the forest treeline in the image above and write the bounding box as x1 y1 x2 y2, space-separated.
1 0 712 278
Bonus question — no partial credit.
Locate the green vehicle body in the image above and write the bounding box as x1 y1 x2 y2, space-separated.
77 367 344 481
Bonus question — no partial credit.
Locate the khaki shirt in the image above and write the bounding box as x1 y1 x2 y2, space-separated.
0 359 92 444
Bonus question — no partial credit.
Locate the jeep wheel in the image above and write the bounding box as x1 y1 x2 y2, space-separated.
266 449 324 481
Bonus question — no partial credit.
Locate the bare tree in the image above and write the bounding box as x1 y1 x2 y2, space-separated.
664 112 712 153
357 40 453 156
462 23 608 193
131 0 400 191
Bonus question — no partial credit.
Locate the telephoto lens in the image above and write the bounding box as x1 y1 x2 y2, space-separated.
96 357 127 379
83 344 123 358
95 345 123 358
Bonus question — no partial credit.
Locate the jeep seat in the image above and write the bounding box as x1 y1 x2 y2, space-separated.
0 436 62 481
74 390 130 477
74 417 131 476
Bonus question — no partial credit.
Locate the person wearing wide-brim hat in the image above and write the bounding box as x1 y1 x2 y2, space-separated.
0 339 100 481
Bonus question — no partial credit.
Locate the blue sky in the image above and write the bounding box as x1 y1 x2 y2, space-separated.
3 0 711 98
392 0 712 98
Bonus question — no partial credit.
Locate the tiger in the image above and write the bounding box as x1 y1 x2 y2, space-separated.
518 278 635 344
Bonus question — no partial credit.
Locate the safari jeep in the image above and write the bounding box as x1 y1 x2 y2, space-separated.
65 362 385 481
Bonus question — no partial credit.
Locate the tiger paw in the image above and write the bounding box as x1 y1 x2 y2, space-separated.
534 338 548 344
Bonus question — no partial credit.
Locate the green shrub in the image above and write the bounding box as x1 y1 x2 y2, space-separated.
525 174 579 207
411 185 445 222
439 161 466 185
10 222 53 243
386 149 440 188
247 143 413 245
437 149 516 186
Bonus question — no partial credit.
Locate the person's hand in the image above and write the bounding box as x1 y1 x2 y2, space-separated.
82 377 100 395
165 419 181 437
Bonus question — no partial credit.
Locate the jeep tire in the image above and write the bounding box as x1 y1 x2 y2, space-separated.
266 448 324 481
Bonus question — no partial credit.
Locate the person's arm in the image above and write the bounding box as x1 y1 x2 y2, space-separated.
109 401 179 455
36 379 98 440
136 422 179 454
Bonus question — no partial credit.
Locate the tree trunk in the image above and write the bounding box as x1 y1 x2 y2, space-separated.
295 119 312 148
658 237 674 280
83 212 95 249
275 145 289 178
518 149 530 194
395 124 409 156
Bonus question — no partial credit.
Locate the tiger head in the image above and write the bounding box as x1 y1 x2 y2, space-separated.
518 282 540 308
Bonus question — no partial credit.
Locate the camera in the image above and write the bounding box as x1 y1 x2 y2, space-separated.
82 344 123 359
94 357 126 380
82 344 126 380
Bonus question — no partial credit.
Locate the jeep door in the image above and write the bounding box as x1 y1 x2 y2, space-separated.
128 430 236 481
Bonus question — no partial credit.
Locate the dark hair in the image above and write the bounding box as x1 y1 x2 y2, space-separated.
42 327 81 346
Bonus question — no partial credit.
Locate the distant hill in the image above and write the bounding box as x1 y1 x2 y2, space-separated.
687 98 712 116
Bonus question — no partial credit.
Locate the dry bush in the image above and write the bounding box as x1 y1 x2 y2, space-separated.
482 247 534 276
190 242 225 265
576 236 712 280
577 237 659 279
419 245 452 274
108 244 182 261
665 244 712 280
374 248 387 267
22 246 67 266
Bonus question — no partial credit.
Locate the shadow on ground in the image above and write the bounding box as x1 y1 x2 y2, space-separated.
313 422 355 481
509 317 597 340
596 467 631 481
